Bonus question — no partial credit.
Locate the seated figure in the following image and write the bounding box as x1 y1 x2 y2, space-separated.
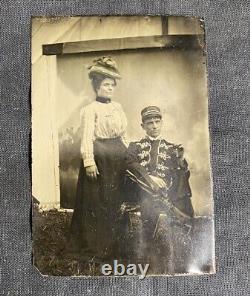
124 106 194 273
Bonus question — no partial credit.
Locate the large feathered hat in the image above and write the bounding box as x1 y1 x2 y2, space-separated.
88 56 122 80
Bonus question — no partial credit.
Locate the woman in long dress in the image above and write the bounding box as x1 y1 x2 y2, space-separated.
70 57 128 260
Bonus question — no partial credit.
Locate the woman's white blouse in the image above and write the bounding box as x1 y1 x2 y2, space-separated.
80 100 128 167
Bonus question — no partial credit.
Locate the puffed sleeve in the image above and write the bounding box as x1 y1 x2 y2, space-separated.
114 101 128 145
80 105 96 167
120 131 129 148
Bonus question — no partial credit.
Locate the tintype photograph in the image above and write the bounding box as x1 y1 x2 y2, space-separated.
32 16 215 277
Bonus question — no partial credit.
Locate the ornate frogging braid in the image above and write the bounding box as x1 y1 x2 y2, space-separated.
136 139 151 170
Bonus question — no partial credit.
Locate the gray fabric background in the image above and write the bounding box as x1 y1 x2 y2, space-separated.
0 0 249 295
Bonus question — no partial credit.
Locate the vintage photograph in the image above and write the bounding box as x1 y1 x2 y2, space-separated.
32 16 215 276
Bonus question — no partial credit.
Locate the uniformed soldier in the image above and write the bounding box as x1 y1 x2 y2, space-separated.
125 106 194 273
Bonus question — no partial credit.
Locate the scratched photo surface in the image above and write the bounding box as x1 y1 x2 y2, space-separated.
32 16 215 276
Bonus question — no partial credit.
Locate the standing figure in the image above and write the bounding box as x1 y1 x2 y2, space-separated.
70 57 128 261
125 106 194 272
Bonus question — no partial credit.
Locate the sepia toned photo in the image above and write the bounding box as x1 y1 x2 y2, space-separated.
32 16 215 277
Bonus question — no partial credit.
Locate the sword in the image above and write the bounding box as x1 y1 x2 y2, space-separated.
126 170 192 228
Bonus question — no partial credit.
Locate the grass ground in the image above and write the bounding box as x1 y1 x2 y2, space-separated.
33 206 214 276
33 208 105 276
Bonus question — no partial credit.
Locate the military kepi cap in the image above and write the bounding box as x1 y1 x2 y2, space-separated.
141 106 162 122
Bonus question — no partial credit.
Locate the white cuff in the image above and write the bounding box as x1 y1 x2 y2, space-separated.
83 158 96 167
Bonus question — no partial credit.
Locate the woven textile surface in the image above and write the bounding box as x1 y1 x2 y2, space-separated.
0 1 249 295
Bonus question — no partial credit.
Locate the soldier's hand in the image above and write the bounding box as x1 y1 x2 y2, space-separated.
149 175 166 191
86 164 99 180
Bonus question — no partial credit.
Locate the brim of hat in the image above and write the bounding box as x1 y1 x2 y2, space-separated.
89 65 122 79
143 114 162 121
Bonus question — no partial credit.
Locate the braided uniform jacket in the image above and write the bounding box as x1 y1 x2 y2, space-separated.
126 137 193 216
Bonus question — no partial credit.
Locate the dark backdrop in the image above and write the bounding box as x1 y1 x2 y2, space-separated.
0 0 249 295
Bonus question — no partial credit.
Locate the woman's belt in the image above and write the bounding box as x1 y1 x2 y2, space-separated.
95 136 122 142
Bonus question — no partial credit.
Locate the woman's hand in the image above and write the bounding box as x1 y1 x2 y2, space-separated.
86 165 99 180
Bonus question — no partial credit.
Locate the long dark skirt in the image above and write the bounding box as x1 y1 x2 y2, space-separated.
70 138 127 260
